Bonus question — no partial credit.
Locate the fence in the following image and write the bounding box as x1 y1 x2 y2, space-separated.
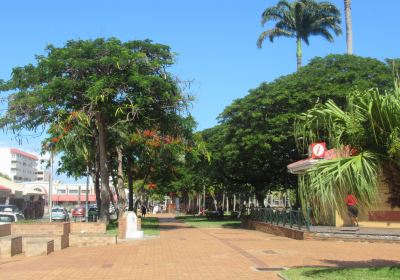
247 207 311 230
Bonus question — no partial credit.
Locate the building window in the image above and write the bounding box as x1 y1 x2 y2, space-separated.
68 190 78 194
57 190 66 194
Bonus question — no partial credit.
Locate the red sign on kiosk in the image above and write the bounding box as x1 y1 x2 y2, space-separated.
311 142 326 159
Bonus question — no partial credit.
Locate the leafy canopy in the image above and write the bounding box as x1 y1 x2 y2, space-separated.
211 55 395 200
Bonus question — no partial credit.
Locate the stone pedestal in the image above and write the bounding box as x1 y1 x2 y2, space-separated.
125 211 143 239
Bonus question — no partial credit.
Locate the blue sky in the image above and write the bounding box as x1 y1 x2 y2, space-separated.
0 0 399 180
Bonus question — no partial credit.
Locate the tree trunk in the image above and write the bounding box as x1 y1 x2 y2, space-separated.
296 37 302 71
198 194 201 213
108 162 120 218
127 155 134 211
188 194 191 214
233 194 236 211
211 193 218 210
255 190 265 207
92 136 101 214
226 195 229 212
116 145 127 216
203 185 206 210
96 112 111 223
344 0 353 54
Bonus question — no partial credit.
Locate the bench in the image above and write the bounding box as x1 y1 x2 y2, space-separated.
230 211 239 219
25 238 54 257
23 234 68 251
0 235 23 258
205 211 223 220
69 233 117 247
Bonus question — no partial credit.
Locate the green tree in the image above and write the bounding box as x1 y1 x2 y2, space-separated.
257 0 342 70
215 55 395 205
295 82 400 220
0 38 190 222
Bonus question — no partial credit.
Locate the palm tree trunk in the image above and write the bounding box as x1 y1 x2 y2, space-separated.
344 0 353 54
95 112 111 223
296 37 302 71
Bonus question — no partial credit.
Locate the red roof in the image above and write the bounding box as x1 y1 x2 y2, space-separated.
10 148 38 160
0 185 11 191
52 195 96 202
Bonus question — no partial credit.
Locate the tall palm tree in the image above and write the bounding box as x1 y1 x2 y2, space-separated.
257 0 342 71
295 81 400 220
344 0 353 54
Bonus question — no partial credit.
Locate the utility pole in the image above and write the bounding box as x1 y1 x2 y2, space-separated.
49 147 54 222
85 164 89 222
78 185 81 205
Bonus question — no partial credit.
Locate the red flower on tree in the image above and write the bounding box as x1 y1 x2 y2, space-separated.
143 130 156 138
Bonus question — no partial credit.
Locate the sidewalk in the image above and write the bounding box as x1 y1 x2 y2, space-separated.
1 214 399 279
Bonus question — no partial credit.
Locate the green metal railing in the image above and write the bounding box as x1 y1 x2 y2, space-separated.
248 207 312 230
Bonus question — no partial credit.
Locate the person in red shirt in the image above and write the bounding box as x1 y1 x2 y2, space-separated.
345 192 359 227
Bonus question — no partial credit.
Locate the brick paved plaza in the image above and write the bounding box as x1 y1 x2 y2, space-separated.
1 214 399 280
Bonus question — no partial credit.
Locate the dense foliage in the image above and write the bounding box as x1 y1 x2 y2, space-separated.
201 55 396 205
0 38 194 221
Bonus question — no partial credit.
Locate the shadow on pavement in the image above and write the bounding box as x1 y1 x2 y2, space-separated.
321 259 400 268
221 222 243 229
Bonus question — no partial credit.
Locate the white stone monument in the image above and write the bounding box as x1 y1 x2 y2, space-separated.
125 211 144 239
152 205 160 214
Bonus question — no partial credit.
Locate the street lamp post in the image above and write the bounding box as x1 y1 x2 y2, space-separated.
49 147 54 222
85 164 89 222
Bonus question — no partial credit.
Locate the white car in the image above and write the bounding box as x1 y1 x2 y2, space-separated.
0 212 25 224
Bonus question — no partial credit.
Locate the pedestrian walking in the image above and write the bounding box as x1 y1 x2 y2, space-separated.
141 205 147 218
345 192 359 227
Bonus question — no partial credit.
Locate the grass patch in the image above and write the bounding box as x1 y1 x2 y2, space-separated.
281 266 400 280
106 217 160 236
176 215 241 228
106 219 118 236
141 217 160 236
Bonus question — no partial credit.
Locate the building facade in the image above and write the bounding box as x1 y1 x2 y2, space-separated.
0 148 39 183
35 169 50 181
22 181 96 209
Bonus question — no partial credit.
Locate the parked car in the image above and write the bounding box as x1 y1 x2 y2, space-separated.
71 205 85 221
0 204 22 214
0 212 25 224
51 207 69 222
88 205 99 222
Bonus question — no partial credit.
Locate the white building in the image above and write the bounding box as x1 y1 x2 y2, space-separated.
0 148 39 183
22 181 96 209
35 169 50 181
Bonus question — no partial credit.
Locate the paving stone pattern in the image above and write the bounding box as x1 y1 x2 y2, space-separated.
1 214 399 279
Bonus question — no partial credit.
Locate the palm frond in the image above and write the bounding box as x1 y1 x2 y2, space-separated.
257 28 293 48
300 151 380 221
261 0 292 26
